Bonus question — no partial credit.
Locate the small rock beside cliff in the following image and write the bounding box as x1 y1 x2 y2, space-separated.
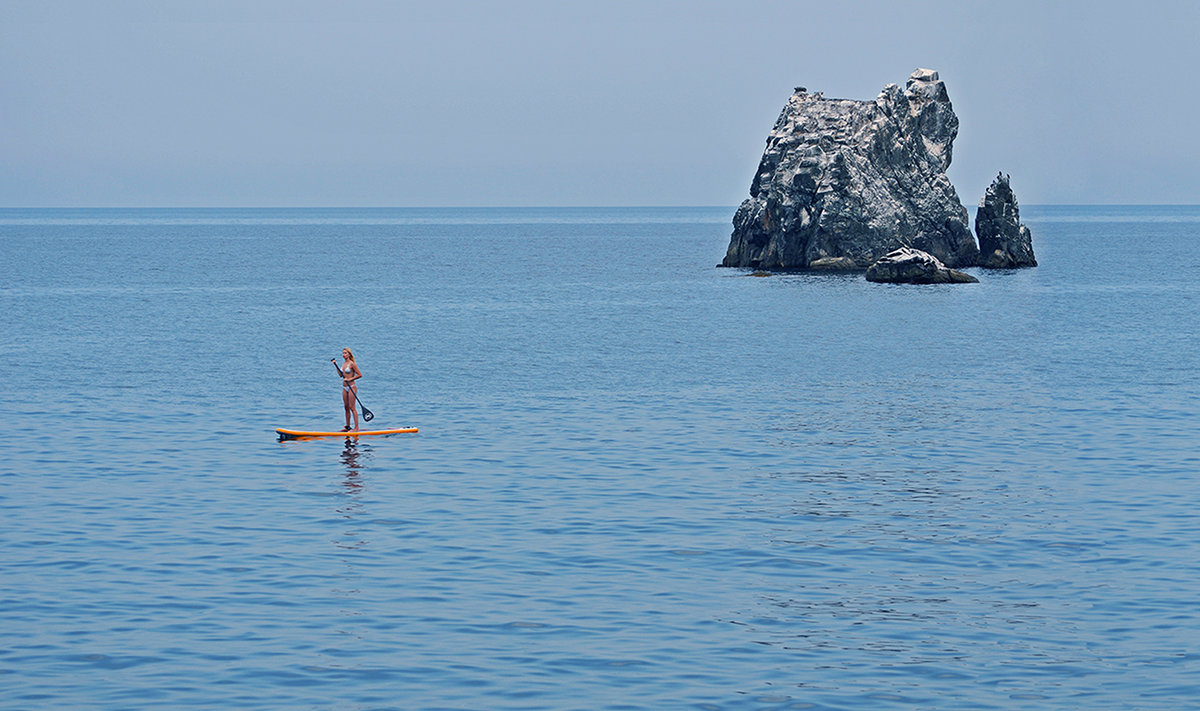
865 248 978 284
976 173 1037 268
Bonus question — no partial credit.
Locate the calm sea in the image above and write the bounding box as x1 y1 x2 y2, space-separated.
1 206 1198 709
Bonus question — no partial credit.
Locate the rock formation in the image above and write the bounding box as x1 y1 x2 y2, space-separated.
865 248 978 284
722 69 979 270
975 173 1037 268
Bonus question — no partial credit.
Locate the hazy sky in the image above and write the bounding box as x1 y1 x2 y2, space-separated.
3 0 1198 207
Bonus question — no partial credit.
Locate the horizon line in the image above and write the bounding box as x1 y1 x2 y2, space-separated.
4 203 1200 210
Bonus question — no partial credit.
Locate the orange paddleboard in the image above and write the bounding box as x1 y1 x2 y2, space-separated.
276 427 418 440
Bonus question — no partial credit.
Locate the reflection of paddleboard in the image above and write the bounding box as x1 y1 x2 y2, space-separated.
276 427 418 440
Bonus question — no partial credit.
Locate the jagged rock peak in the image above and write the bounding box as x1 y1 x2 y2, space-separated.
908 68 940 83
898 69 957 171
975 172 1037 268
722 69 978 271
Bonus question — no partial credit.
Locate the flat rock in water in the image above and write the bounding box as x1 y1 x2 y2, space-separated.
865 248 978 284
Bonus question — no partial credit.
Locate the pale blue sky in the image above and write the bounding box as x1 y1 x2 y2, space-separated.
3 0 1198 206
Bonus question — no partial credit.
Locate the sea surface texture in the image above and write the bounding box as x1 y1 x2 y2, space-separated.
1 206 1198 710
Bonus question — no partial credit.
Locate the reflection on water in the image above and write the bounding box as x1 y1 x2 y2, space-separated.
332 438 372 645
340 438 369 496
335 439 371 552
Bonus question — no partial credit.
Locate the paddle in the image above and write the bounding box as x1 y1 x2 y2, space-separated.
332 358 374 422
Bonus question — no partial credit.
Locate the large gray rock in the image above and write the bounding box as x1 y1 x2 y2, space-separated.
865 247 978 284
722 69 979 270
976 173 1037 268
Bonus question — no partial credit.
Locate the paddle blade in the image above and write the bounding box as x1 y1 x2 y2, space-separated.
361 405 374 422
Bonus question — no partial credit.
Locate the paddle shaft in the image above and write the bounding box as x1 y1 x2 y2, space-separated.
332 358 374 421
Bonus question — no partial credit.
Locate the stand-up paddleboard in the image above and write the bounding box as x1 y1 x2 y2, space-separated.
276 426 418 441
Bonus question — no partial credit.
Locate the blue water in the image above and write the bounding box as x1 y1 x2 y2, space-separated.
1 206 1198 709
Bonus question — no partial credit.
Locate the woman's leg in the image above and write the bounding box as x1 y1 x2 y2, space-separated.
343 388 353 428
350 387 359 430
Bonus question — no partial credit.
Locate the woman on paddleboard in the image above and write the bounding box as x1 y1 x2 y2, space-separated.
338 348 363 431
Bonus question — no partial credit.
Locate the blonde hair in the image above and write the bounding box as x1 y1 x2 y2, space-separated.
343 348 355 362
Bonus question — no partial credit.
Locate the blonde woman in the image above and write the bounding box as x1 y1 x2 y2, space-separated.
337 348 363 431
